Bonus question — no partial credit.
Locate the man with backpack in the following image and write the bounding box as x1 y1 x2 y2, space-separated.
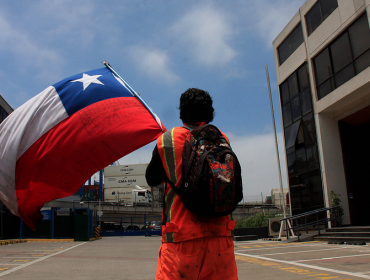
146 88 242 280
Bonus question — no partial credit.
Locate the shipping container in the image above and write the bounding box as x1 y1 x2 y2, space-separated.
104 175 149 188
104 164 148 177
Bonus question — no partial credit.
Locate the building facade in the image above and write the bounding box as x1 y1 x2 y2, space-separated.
273 0 370 226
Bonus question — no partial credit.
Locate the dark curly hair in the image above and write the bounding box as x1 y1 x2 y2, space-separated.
179 88 214 124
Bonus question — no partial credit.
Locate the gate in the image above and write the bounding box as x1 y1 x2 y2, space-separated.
100 215 162 237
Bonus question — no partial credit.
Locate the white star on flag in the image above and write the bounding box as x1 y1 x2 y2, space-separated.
71 73 104 90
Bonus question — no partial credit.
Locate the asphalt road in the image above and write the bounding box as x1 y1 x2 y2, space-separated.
0 237 369 279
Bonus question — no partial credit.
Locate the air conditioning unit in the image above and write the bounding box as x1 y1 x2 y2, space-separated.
268 218 284 237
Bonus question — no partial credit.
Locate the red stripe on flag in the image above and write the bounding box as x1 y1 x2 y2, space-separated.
15 97 165 230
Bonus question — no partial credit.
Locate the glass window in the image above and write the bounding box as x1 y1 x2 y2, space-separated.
288 72 299 99
287 152 296 176
306 145 320 171
308 170 324 208
3 110 8 122
321 0 338 20
280 81 290 105
302 121 314 146
286 146 295 155
290 23 304 52
314 12 370 99
286 120 301 149
285 125 292 147
280 63 321 214
317 79 333 99
298 64 309 90
291 96 301 121
354 49 370 73
334 64 355 88
349 13 370 58
303 113 317 142
0 107 3 123
296 147 307 174
305 2 321 36
297 124 305 146
278 24 304 65
314 48 332 85
306 0 338 36
330 33 352 73
300 88 312 115
282 103 292 126
278 39 290 65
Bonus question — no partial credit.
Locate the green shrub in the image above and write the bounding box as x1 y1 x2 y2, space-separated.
235 212 276 228
330 190 344 225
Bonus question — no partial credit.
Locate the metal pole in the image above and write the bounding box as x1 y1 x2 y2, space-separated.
265 65 289 239
1 203 3 240
99 170 103 201
265 65 287 218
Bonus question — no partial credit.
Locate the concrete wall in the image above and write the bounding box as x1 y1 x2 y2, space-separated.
315 113 350 224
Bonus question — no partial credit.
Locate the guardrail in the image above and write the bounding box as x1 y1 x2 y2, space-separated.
280 206 341 241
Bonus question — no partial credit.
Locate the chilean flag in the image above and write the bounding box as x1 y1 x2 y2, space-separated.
0 67 166 230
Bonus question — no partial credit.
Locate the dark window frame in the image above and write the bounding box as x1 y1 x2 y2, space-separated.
278 23 304 65
313 12 370 100
280 64 312 129
305 0 338 36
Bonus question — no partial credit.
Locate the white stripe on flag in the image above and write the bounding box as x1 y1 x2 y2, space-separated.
0 86 68 215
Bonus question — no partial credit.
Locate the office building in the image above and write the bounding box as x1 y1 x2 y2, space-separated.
273 0 370 225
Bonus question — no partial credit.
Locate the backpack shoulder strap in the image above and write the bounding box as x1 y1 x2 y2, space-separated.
183 124 198 131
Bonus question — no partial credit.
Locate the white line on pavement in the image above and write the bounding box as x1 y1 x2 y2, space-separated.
296 253 370 262
0 242 86 277
258 247 351 255
235 252 370 279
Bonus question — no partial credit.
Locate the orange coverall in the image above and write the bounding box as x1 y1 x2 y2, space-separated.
146 123 238 280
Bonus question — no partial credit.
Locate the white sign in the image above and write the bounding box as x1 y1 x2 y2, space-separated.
104 164 148 177
56 208 70 216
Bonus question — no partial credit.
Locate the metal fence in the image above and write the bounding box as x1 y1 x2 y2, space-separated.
100 215 162 237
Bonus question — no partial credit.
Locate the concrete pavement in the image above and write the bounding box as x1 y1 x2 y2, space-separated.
0 237 368 279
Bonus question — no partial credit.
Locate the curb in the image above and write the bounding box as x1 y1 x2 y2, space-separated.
0 239 27 246
262 238 282 241
89 237 102 242
328 241 366 245
328 241 344 245
26 239 74 242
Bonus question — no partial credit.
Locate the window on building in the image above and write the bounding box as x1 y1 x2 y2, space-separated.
279 63 324 215
305 0 338 36
313 13 370 100
0 106 9 124
278 23 304 65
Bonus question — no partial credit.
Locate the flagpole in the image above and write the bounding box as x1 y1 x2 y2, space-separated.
102 61 165 132
265 65 290 238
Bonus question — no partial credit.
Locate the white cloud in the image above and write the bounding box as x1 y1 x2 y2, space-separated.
250 0 306 48
34 0 99 45
224 132 288 198
129 47 180 83
171 4 237 67
0 12 63 79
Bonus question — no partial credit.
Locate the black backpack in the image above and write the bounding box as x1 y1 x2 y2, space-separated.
166 124 243 218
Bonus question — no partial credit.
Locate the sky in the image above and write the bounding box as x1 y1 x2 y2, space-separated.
0 0 307 202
